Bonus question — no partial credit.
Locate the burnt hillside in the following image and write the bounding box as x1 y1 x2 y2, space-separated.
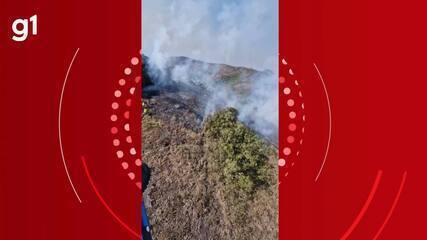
142 56 277 240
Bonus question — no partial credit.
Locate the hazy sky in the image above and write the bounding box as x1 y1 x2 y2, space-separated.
143 0 278 71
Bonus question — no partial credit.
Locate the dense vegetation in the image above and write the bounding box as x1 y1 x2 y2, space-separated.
204 108 271 222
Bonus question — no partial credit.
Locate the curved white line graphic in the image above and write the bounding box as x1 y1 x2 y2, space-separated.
314 63 332 182
59 48 82 203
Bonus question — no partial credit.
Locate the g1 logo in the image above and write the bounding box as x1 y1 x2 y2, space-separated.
12 14 38 42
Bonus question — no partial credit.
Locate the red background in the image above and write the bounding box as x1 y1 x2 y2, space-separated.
1 0 426 239
0 0 141 239
280 0 427 239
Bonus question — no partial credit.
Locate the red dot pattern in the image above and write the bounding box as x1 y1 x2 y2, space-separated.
279 58 306 177
110 54 142 190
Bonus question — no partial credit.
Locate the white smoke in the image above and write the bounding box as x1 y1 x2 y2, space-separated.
143 0 278 141
143 0 278 71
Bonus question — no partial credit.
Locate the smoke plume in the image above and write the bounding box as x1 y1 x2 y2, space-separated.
143 0 278 141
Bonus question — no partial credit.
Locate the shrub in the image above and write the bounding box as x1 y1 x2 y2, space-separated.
204 108 271 221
